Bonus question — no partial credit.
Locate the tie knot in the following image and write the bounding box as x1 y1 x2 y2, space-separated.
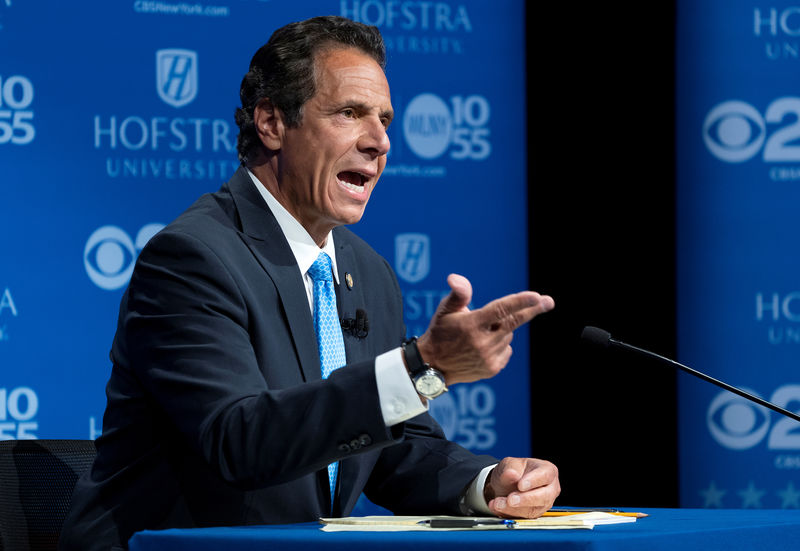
308 252 334 283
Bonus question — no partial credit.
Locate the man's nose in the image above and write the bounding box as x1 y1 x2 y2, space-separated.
359 118 391 157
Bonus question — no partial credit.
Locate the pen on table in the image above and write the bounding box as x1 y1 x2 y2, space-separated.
418 518 517 529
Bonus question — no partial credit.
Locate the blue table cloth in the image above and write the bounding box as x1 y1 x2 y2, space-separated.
128 509 800 550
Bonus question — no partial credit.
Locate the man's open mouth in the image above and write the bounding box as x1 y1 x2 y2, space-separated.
337 171 368 191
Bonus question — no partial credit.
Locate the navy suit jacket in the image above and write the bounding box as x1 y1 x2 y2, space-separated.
59 167 495 551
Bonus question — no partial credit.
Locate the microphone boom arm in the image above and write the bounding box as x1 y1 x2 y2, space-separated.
612 338 800 423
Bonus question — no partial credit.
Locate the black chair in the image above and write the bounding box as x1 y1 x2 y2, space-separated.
0 439 96 551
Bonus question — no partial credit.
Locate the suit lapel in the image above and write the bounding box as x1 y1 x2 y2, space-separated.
333 233 365 364
331 230 371 512
226 169 372 511
227 167 321 383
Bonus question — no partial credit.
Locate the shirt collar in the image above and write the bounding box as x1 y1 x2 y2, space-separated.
247 168 339 283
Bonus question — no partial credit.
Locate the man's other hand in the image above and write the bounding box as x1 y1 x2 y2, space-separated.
484 457 561 519
416 274 554 385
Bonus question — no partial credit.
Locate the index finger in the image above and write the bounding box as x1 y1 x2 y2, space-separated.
517 460 558 492
475 292 555 332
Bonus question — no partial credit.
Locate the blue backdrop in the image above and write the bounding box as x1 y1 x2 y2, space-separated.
0 0 529 487
677 1 800 509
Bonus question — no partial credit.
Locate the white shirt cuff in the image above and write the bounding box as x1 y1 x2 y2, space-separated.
461 464 496 515
375 347 427 426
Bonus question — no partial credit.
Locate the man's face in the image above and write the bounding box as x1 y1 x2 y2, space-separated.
276 47 393 241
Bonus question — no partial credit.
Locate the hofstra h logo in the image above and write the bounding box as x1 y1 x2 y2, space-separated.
93 46 238 181
395 233 430 283
156 49 198 108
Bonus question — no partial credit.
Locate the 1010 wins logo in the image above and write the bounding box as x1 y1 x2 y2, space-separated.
0 74 34 145
403 93 491 161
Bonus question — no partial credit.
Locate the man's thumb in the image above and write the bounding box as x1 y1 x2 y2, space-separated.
437 274 472 314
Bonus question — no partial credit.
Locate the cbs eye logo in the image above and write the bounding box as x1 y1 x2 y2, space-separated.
703 101 765 163
706 389 771 450
703 97 800 163
84 224 164 290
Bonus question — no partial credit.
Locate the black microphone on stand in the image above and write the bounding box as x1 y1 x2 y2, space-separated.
581 326 800 423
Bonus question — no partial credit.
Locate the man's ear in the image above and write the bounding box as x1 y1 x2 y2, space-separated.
253 98 284 151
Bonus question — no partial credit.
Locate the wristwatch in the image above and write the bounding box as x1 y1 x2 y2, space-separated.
402 337 447 400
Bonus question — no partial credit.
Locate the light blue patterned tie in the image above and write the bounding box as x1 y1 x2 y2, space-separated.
308 252 346 508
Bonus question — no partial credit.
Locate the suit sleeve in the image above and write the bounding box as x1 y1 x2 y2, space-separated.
364 256 498 514
112 229 404 490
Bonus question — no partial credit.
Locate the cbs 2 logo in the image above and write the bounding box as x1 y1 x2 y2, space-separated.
707 384 800 450
704 98 800 163
0 75 35 145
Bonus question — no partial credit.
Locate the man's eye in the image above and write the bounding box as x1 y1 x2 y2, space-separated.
342 109 355 118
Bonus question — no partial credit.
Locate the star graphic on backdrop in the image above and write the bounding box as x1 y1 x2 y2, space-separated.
777 482 800 509
700 481 726 508
738 481 766 508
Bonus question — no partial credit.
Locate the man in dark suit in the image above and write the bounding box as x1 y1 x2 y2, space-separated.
60 15 559 551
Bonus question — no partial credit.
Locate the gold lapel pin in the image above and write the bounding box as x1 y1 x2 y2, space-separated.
345 272 354 290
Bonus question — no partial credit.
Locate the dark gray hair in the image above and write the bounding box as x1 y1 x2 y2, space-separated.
234 15 386 163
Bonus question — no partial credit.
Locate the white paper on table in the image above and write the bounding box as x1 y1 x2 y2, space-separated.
320 512 636 532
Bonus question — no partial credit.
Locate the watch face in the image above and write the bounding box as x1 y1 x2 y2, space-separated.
416 370 445 397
